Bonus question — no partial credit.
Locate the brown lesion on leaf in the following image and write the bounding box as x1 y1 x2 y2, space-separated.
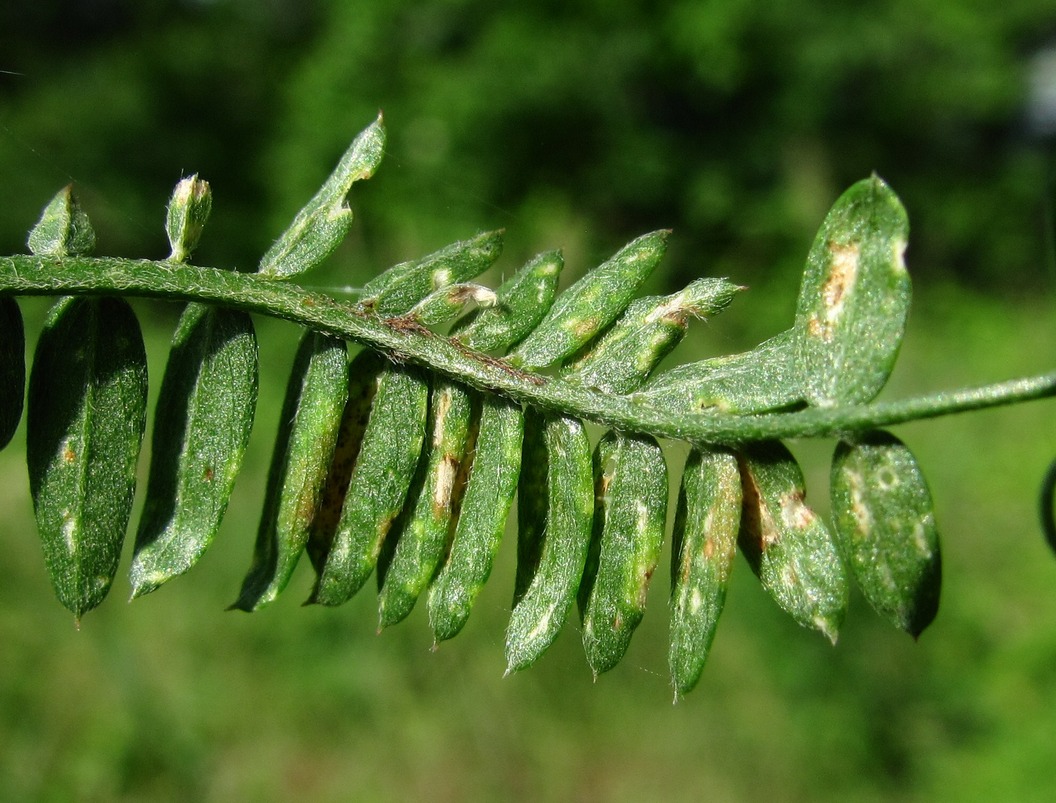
809 240 860 342
431 388 452 447
293 485 320 530
307 378 376 571
432 453 459 517
370 510 401 563
571 316 600 339
737 457 778 556
63 445 77 464
824 242 859 307
383 315 433 337
595 472 613 506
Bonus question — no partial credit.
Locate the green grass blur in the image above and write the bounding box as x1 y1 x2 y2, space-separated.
3 1 1056 800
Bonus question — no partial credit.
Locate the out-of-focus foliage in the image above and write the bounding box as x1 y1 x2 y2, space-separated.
3 0 1056 297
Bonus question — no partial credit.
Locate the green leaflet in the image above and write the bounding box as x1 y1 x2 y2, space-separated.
311 231 503 608
669 447 741 699
165 175 213 263
634 330 803 415
426 253 562 643
306 348 382 574
360 230 504 317
27 185 96 257
377 381 475 627
27 297 147 618
737 441 848 642
0 297 24 449
568 282 730 676
428 396 523 643
794 176 910 406
131 304 258 598
506 411 594 673
579 431 667 677
831 431 941 637
232 331 348 611
2 134 1004 694
510 231 669 369
453 251 564 351
401 283 497 327
567 278 741 395
513 412 549 605
259 115 385 279
309 362 429 606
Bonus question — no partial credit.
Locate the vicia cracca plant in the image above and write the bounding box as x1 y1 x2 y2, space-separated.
1 115 1054 699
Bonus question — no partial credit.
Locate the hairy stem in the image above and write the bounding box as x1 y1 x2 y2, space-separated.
3 254 1054 444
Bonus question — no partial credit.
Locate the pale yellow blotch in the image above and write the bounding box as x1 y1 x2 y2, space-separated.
702 509 715 538
432 390 452 448
433 457 456 513
525 601 557 642
62 512 77 553
878 562 898 594
635 500 650 533
844 468 873 537
758 504 781 548
913 518 933 557
779 492 815 531
689 587 703 614
470 286 498 307
645 293 685 324
432 268 452 289
875 465 900 492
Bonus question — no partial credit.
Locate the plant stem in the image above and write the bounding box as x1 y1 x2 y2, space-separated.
2 254 1054 445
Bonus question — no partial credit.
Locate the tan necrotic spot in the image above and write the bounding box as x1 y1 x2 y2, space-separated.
810 240 860 341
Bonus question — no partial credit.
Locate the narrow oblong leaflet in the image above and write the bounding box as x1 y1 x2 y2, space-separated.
669 447 741 699
737 441 848 642
377 380 476 627
233 331 349 611
635 329 803 415
306 348 383 574
27 185 96 257
309 362 429 606
510 231 668 369
830 430 941 637
567 277 741 395
259 115 385 278
452 250 563 351
131 304 258 598
28 297 147 618
579 431 667 677
506 411 594 673
165 175 213 263
359 230 504 317
428 396 523 643
427 253 564 642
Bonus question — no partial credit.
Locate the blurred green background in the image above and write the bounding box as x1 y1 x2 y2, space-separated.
4 1 1056 800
